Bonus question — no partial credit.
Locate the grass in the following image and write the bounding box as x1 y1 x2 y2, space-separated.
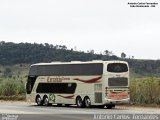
0 64 28 100
0 95 26 101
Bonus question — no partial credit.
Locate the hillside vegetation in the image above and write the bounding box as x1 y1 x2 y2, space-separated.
0 41 118 65
0 41 160 76
130 77 160 105
0 64 28 100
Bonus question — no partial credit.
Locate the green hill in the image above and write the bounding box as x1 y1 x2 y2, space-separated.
0 41 118 65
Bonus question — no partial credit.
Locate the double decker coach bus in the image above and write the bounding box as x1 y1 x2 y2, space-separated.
26 60 129 108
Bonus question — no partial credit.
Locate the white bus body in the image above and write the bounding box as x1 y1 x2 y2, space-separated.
26 60 129 108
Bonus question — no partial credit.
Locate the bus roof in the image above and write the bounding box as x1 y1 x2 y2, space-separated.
31 60 128 67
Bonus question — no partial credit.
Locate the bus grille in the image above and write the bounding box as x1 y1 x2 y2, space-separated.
95 92 102 103
108 77 128 86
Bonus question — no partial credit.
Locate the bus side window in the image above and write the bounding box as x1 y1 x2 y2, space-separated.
26 76 37 94
26 80 32 94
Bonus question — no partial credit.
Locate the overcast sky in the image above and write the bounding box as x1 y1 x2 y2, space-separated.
0 0 160 59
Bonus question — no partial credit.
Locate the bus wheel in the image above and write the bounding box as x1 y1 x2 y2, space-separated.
76 96 83 108
65 104 70 107
99 105 105 108
57 104 62 107
84 97 91 108
106 105 113 109
36 95 43 106
43 96 49 106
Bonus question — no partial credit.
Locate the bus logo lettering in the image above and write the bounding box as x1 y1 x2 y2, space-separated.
47 77 70 83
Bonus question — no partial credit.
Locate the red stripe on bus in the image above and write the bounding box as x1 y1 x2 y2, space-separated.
73 76 102 83
57 95 74 99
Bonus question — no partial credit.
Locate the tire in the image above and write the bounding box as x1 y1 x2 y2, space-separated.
84 97 91 108
43 96 50 106
106 105 113 109
36 95 43 106
65 104 70 107
57 104 62 107
76 96 83 108
94 105 104 108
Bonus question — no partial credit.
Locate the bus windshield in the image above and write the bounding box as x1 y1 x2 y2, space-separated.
107 63 128 73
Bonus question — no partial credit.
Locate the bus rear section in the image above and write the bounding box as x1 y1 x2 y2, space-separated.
104 62 130 108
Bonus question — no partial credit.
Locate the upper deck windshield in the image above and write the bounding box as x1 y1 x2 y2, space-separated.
107 63 128 73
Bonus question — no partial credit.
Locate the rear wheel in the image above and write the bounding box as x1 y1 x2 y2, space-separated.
76 96 83 108
106 105 113 109
84 97 91 108
36 95 43 106
95 105 104 108
43 96 50 106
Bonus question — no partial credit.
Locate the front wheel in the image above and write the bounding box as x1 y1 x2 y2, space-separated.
36 96 43 106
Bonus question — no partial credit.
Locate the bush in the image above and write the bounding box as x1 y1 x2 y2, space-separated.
0 81 25 96
130 77 160 105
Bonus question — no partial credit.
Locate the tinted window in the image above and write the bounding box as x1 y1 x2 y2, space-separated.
108 77 128 86
107 63 128 73
36 83 77 94
29 63 103 76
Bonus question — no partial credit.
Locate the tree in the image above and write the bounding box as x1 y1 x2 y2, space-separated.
121 52 126 59
104 50 112 56
87 49 94 54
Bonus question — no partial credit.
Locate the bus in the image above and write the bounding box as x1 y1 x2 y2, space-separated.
26 60 129 108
